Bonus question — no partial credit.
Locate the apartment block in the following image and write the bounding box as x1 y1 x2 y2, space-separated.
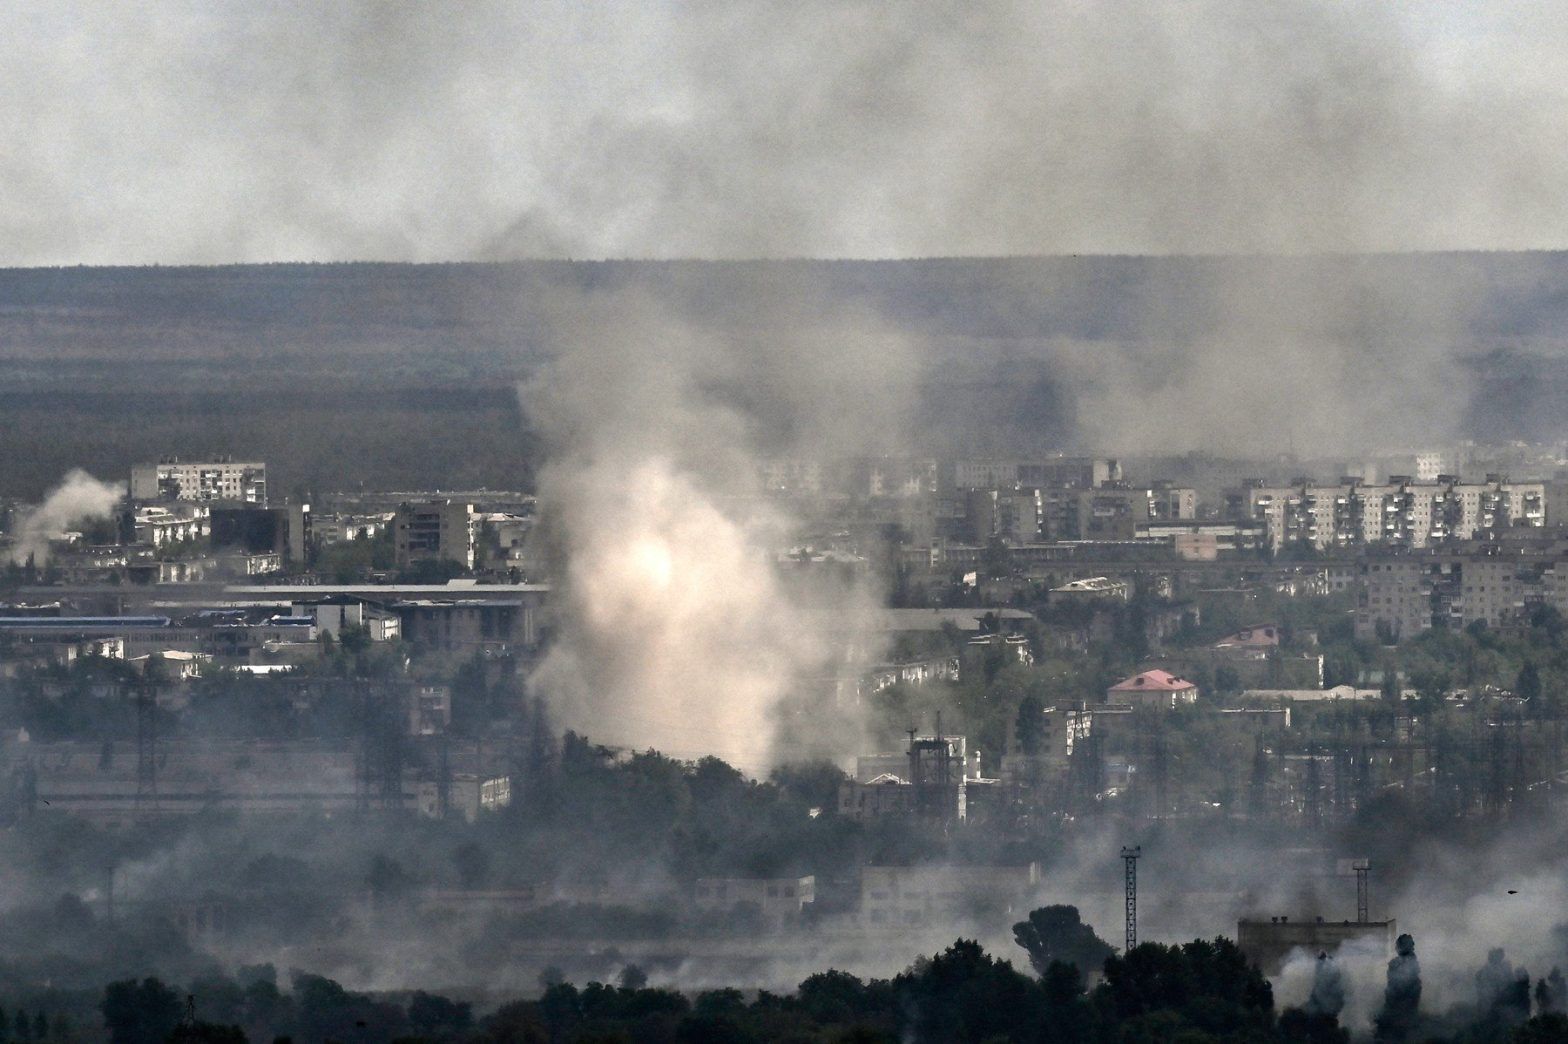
393 500 478 569
130 459 267 504
1237 477 1546 552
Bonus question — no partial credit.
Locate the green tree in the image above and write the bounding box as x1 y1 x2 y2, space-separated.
1014 696 1045 757
1516 662 1543 703
1012 905 1116 979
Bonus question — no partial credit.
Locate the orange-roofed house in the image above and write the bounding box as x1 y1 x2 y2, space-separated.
1106 669 1199 709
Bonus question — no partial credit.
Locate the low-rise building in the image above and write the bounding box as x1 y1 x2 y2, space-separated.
294 595 401 642
1237 917 1396 974
127 504 210 547
1049 576 1130 603
1213 625 1280 656
694 876 815 923
859 864 1039 928
1106 669 1199 709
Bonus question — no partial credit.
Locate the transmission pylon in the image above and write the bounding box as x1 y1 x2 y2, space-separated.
1122 846 1141 952
1354 859 1370 923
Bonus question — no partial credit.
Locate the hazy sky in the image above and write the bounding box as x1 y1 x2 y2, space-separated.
5 1 1568 264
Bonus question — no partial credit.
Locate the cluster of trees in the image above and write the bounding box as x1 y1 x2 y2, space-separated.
99 970 472 1044
82 931 1568 1043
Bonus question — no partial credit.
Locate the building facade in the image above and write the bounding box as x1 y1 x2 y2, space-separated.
394 500 478 569
131 459 267 504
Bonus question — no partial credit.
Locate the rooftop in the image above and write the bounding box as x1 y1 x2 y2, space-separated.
1110 669 1197 693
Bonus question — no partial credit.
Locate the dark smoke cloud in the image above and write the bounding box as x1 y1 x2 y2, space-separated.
5 2 1568 264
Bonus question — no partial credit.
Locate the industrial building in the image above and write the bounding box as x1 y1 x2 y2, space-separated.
1237 916 1396 974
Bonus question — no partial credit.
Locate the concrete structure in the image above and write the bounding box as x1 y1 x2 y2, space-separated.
875 608 1035 635
694 876 815 923
394 500 478 570
1354 542 1561 641
131 459 267 504
857 656 960 698
312 514 390 544
837 774 917 821
1236 477 1546 552
1241 685 1380 703
951 458 1121 491
1214 625 1280 655
294 595 401 642
396 599 540 652
407 685 452 736
1237 917 1396 974
211 504 311 565
860 864 1039 928
1003 703 1092 778
1106 669 1199 709
417 775 481 822
128 504 209 547
1049 576 1130 603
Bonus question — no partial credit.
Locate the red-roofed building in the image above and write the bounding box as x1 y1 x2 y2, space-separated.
1106 669 1199 709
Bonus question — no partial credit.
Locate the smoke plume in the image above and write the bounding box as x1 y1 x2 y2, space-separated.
5 3 1568 264
8 469 123 565
522 286 915 770
1305 951 1347 1018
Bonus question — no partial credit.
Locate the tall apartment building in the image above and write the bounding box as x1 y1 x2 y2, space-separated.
951 457 1121 491
965 488 1043 543
1238 477 1545 552
130 459 267 504
1354 540 1565 641
393 500 478 570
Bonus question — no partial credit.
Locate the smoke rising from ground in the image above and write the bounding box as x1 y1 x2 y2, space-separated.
523 287 916 769
5 3 1568 265
7 469 122 565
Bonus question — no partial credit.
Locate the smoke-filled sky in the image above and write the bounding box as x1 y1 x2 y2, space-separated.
6 1 1568 265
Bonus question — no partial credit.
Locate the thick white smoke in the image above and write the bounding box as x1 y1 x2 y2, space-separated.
524 288 914 771
8 469 123 565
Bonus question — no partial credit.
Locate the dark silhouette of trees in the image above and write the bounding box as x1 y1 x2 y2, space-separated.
101 978 183 1044
1012 904 1115 979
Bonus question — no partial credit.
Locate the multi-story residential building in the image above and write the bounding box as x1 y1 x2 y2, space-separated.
1237 477 1546 552
393 500 478 569
964 488 1043 543
1003 703 1091 773
1146 483 1198 522
950 458 1121 491
1354 541 1561 641
130 459 267 504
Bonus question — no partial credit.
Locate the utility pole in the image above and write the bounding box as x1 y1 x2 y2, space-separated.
1122 846 1141 953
